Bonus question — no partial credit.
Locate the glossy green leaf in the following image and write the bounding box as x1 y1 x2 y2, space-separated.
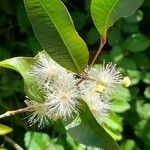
91 0 144 36
24 0 89 73
0 54 44 102
67 100 119 150
0 124 13 135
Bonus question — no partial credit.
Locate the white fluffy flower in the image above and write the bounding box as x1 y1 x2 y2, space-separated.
27 54 122 127
30 52 62 85
88 62 122 96
81 87 110 124
25 99 48 128
45 72 79 120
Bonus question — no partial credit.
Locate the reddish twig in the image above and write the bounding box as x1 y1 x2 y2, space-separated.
76 36 106 86
89 36 106 69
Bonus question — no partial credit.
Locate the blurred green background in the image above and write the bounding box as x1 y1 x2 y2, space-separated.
0 0 150 149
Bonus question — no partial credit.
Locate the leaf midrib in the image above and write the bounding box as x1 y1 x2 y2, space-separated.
38 0 81 72
104 0 118 36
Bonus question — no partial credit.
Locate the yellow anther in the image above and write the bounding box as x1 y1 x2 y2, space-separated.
91 108 97 114
51 113 59 121
121 76 131 87
95 84 105 93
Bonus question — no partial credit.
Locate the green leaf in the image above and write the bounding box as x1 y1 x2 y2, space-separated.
133 53 150 70
144 87 150 99
111 99 130 113
110 86 131 113
103 113 123 141
103 126 122 141
86 27 99 45
0 54 44 102
0 148 8 150
125 10 144 23
122 21 138 33
143 73 150 84
108 28 121 46
0 124 13 135
111 85 131 102
119 58 137 70
91 0 144 36
127 70 141 85
135 120 150 141
120 139 136 150
136 101 150 119
67 100 119 150
105 113 123 132
24 131 64 150
110 46 123 62
123 33 149 53
24 0 89 73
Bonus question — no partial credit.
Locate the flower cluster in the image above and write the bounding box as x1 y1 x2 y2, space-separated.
25 52 127 128
79 61 123 123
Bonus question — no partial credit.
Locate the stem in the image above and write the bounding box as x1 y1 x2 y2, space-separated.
0 106 31 119
76 36 106 86
4 135 24 150
89 36 106 69
75 72 87 86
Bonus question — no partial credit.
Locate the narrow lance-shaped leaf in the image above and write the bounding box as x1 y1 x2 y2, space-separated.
67 100 120 150
91 0 144 37
24 0 89 73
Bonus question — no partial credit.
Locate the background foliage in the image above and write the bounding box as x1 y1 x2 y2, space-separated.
0 0 150 149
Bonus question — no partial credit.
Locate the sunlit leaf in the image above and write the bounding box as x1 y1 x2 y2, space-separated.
24 0 89 73
91 0 144 36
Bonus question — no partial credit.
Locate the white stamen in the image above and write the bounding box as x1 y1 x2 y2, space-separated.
25 100 48 129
